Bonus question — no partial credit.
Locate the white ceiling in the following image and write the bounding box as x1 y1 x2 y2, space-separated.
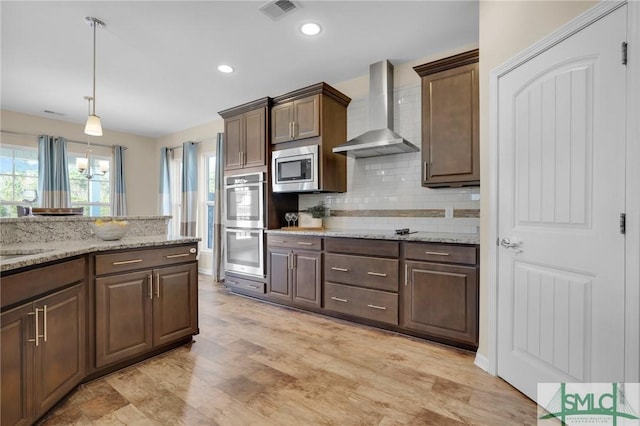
1 1 479 138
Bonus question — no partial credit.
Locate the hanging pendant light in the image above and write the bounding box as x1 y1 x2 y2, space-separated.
84 17 105 136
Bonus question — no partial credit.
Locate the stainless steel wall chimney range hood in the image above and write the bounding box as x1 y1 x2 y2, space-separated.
333 60 419 158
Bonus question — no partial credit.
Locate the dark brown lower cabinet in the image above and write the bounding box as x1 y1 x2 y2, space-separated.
403 261 478 347
267 247 322 308
1 283 86 426
95 263 198 368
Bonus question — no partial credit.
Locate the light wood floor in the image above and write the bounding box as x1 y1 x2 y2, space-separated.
39 275 537 425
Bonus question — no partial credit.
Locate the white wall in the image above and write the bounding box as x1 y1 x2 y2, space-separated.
0 109 158 215
477 0 597 358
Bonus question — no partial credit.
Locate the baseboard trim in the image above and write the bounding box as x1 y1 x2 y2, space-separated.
474 352 491 373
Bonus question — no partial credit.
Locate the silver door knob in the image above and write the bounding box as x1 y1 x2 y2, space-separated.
500 238 518 248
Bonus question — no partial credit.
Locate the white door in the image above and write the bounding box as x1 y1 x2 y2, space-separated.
497 5 627 401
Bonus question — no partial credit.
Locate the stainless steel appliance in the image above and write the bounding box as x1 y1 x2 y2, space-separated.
224 228 264 276
224 172 266 277
272 145 319 193
224 172 265 228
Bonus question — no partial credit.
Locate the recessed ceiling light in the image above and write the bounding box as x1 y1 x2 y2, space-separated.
300 22 321 36
217 64 234 73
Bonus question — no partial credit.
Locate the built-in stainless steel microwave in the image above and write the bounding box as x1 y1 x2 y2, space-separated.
272 145 319 193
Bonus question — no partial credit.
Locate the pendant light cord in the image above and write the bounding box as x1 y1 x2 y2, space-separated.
92 19 96 115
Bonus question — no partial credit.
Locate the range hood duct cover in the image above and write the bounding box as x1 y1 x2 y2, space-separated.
333 60 419 158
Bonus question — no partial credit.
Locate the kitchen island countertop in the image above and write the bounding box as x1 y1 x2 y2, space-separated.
265 229 479 245
1 235 200 273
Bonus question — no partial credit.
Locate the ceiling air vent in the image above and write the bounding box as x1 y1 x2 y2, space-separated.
259 0 299 21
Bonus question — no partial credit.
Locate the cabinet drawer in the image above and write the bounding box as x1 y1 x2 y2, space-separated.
225 276 265 294
325 238 399 258
404 243 477 265
325 254 398 292
267 235 322 250
95 244 198 276
1 257 85 309
324 282 398 325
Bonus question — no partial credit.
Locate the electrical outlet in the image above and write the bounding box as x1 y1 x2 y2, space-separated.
445 207 454 219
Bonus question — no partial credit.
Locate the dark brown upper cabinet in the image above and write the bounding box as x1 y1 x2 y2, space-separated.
272 94 320 143
414 50 479 187
219 97 271 172
271 83 351 193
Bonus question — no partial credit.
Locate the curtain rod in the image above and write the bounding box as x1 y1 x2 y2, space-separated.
167 141 202 151
0 129 127 150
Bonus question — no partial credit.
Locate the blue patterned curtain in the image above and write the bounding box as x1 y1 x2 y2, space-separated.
111 145 127 216
180 141 198 236
159 147 172 217
38 135 71 208
213 133 224 282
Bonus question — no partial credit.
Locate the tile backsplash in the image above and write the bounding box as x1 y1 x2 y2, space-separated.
299 84 480 234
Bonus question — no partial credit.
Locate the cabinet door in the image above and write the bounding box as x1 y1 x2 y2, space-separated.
271 102 294 144
33 283 86 418
267 248 292 301
422 62 479 187
292 251 322 308
293 95 320 140
224 114 244 170
1 304 33 426
404 262 478 346
153 263 198 346
243 108 266 168
95 271 153 368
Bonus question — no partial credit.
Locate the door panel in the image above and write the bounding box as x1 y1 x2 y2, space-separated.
292 251 321 307
497 5 627 400
95 272 153 367
153 263 198 346
272 103 293 144
294 95 320 140
33 283 86 417
224 114 243 170
268 248 291 301
1 304 33 426
243 108 266 168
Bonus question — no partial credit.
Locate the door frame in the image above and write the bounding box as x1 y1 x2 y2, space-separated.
485 0 640 383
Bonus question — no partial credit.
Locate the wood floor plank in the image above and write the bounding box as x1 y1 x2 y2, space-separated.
38 275 536 425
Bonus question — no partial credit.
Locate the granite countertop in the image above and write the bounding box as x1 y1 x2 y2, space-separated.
1 235 200 273
265 229 480 245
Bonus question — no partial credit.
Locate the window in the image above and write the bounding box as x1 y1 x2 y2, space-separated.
68 152 111 216
0 145 39 217
204 155 216 250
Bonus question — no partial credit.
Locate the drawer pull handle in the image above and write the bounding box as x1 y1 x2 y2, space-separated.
155 273 160 298
367 304 387 310
331 267 349 272
297 242 313 246
271 239 285 243
113 259 143 265
166 253 190 259
248 284 260 289
425 251 450 256
331 296 348 303
367 272 387 277
227 280 238 286
148 274 153 299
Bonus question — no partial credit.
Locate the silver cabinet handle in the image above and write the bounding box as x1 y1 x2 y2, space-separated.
166 253 190 259
424 161 428 182
155 273 160 298
288 252 293 270
331 296 348 303
367 271 387 277
239 152 242 165
148 274 153 299
297 242 313 246
248 284 260 289
271 239 286 243
42 305 47 342
405 264 409 286
291 253 296 269
27 308 39 346
331 267 349 272
113 259 143 265
425 251 450 256
226 280 237 286
367 304 387 310
292 122 297 139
